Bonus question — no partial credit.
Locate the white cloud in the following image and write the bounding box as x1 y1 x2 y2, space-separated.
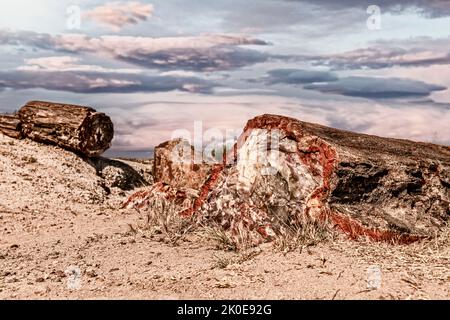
84 1 154 31
308 36 450 70
17 56 142 73
0 30 271 71
49 33 268 55
1 56 216 94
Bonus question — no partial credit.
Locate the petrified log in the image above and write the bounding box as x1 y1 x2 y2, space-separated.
0 101 114 157
0 114 23 139
124 114 450 246
226 115 450 243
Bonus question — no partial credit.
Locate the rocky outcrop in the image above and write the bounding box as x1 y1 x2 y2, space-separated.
124 114 450 246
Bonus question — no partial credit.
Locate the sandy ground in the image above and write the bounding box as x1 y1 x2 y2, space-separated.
0 134 448 300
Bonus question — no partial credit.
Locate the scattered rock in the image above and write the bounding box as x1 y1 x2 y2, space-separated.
85 268 98 278
89 157 148 190
215 278 234 289
6 277 19 283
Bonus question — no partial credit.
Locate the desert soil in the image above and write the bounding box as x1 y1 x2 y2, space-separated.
0 134 448 300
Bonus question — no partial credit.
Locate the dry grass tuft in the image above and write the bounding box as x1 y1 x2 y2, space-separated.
131 195 196 245
273 219 336 254
199 214 337 253
212 255 233 269
201 225 238 252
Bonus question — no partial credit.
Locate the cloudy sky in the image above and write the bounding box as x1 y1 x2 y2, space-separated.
0 0 449 157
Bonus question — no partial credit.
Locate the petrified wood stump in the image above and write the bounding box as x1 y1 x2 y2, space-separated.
0 101 114 157
125 114 449 246
153 138 213 190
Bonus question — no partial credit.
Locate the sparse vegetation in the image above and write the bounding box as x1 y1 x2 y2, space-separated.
212 254 233 269
273 218 336 254
201 225 238 251
130 194 196 246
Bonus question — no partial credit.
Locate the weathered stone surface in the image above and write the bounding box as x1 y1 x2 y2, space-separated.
122 181 197 212
124 114 450 246
153 138 213 190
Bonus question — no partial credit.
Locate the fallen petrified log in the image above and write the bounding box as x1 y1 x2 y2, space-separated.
124 114 450 246
0 114 23 139
0 101 113 157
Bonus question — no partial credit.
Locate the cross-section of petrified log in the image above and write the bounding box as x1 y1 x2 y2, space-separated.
0 101 114 157
0 114 23 139
124 114 449 246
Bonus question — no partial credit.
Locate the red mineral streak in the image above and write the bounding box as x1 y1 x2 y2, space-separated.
326 211 424 244
180 164 224 217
